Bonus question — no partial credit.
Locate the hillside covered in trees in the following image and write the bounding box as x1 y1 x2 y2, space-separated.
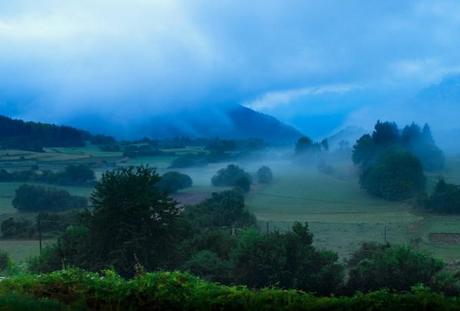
0 115 114 151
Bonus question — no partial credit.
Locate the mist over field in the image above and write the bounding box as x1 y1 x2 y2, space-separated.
2 1 460 309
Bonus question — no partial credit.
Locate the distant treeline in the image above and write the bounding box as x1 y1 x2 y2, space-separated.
0 164 95 186
0 115 116 151
0 115 86 150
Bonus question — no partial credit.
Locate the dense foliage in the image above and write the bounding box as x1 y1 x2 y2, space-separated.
30 167 182 276
232 223 344 295
425 179 460 213
347 243 445 293
360 151 426 201
12 185 87 212
211 164 252 192
157 171 193 194
2 269 460 310
184 191 256 229
88 166 182 276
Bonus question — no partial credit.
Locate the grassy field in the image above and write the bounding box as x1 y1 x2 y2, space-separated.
246 155 460 262
0 145 459 265
0 239 55 262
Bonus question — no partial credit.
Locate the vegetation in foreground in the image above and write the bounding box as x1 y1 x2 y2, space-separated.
1 269 460 310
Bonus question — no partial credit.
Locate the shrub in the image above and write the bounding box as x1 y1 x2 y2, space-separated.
232 223 344 295
157 171 193 194
184 191 256 229
3 269 460 310
256 166 273 184
211 164 252 192
347 243 444 293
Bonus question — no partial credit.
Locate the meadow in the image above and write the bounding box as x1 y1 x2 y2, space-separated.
0 145 460 265
246 155 460 262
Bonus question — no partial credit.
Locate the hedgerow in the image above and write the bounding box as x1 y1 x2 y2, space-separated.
1 269 460 310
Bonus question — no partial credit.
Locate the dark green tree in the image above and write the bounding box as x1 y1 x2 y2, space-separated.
360 150 426 201
88 166 181 276
372 121 400 146
185 191 256 229
232 223 344 295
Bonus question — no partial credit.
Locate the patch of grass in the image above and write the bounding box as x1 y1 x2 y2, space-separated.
0 239 55 262
246 158 460 261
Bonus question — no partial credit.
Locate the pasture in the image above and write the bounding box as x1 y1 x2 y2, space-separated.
0 145 459 264
246 155 460 262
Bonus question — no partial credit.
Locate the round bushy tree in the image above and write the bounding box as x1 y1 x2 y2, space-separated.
256 166 273 184
157 171 193 194
360 150 426 201
211 164 252 192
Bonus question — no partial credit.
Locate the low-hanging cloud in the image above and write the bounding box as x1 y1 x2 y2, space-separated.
1 0 460 134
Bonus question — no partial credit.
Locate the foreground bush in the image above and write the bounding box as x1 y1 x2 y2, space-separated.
2 269 460 310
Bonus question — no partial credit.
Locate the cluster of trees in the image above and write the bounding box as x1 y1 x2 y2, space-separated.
168 139 267 169
0 164 96 186
353 121 444 171
12 185 87 212
27 166 460 297
352 121 445 201
156 171 193 194
295 136 329 155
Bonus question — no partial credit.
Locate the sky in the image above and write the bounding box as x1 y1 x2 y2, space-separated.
1 0 460 138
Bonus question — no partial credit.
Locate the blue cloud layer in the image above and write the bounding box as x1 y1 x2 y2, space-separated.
0 0 460 136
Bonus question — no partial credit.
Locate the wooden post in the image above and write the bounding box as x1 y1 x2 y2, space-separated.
384 223 388 244
37 213 42 255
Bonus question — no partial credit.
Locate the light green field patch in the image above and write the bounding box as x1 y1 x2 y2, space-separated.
0 239 55 262
246 165 416 224
49 145 123 158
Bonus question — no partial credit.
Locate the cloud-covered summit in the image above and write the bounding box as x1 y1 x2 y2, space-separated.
1 1 460 137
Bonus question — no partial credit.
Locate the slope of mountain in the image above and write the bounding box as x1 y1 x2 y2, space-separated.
70 105 304 144
326 126 367 150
